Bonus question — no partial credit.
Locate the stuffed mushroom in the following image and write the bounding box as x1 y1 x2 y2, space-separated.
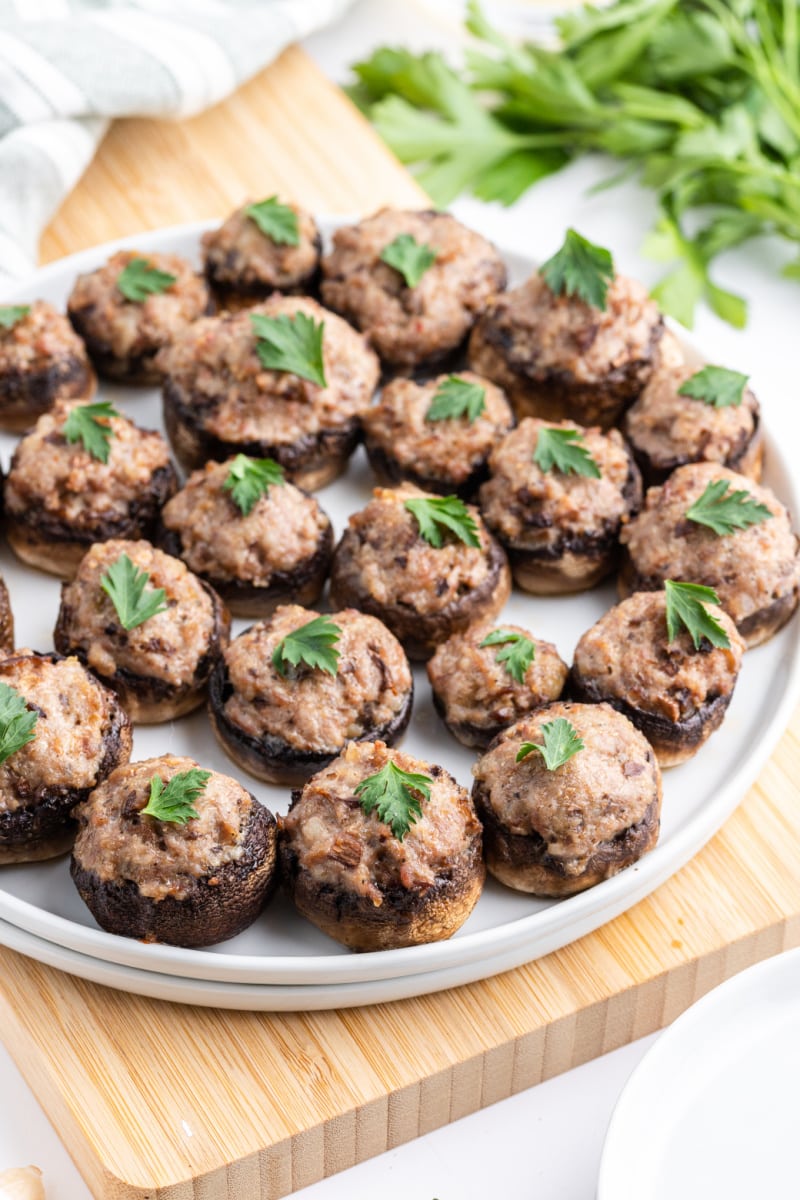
469 262 663 429
157 456 333 617
329 483 511 660
67 249 211 384
361 371 515 497
472 701 662 897
202 197 321 305
279 740 484 951
571 591 745 766
209 605 413 785
0 651 132 864
70 755 277 948
0 300 94 432
54 539 230 723
619 462 800 648
321 208 506 369
479 417 641 594
159 295 379 489
427 621 568 749
623 332 763 485
4 401 177 579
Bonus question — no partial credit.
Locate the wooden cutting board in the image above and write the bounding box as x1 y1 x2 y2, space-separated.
1 44 799 1200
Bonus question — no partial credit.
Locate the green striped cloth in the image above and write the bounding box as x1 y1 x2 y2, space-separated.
0 0 353 284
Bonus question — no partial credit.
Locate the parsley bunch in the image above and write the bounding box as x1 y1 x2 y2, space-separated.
351 0 800 328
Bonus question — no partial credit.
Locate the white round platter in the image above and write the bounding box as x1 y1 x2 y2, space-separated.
0 219 797 1003
597 946 800 1200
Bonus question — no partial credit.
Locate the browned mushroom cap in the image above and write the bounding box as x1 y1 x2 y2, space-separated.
67 250 212 384
0 301 95 432
208 605 414 786
619 462 800 648
570 591 745 767
158 295 379 490
623 332 763 486
202 199 322 304
329 483 511 660
321 208 507 370
54 539 230 723
4 402 177 580
156 458 333 618
279 740 484 951
70 755 277 947
362 371 515 497
427 621 569 749
478 417 641 595
468 270 664 430
472 701 661 897
0 652 132 864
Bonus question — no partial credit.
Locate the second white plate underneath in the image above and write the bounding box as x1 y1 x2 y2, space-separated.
598 947 800 1200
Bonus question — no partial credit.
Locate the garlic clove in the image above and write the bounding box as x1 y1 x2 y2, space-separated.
0 1166 45 1200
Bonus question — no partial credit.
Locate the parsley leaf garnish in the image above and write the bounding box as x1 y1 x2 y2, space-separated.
250 312 327 387
62 401 120 464
0 305 30 330
117 257 176 303
480 628 536 685
426 375 487 424
100 553 169 631
664 579 731 651
404 494 480 548
678 365 749 409
141 768 211 825
516 717 584 771
245 196 300 245
272 614 341 677
0 682 38 765
540 229 614 310
380 233 438 288
533 426 601 479
685 479 772 537
355 759 432 841
223 454 285 516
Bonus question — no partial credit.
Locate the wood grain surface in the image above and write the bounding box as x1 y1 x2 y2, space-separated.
0 44 798 1200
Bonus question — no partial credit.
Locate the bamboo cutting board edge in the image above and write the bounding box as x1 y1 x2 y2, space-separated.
0 43 799 1200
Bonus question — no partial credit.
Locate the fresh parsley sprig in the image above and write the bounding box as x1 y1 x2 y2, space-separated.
355 759 432 841
0 305 30 330
245 196 300 245
223 455 285 516
540 229 615 310
141 768 211 825
380 234 438 288
100 553 169 631
250 312 327 387
62 401 120 464
685 479 772 537
480 628 536 685
272 614 341 677
117 258 176 303
678 366 749 409
426 375 487 424
533 426 601 479
404 495 481 548
664 580 731 651
516 717 584 771
0 682 38 765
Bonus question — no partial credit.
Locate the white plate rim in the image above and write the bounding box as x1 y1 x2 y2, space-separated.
597 945 800 1199
0 219 797 993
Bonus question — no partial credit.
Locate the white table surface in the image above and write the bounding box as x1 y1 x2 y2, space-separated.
1 2 798 1196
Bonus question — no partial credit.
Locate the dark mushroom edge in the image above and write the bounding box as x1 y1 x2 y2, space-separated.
0 359 96 433
629 406 764 488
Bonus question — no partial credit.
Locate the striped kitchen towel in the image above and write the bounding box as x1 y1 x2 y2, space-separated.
0 0 354 285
